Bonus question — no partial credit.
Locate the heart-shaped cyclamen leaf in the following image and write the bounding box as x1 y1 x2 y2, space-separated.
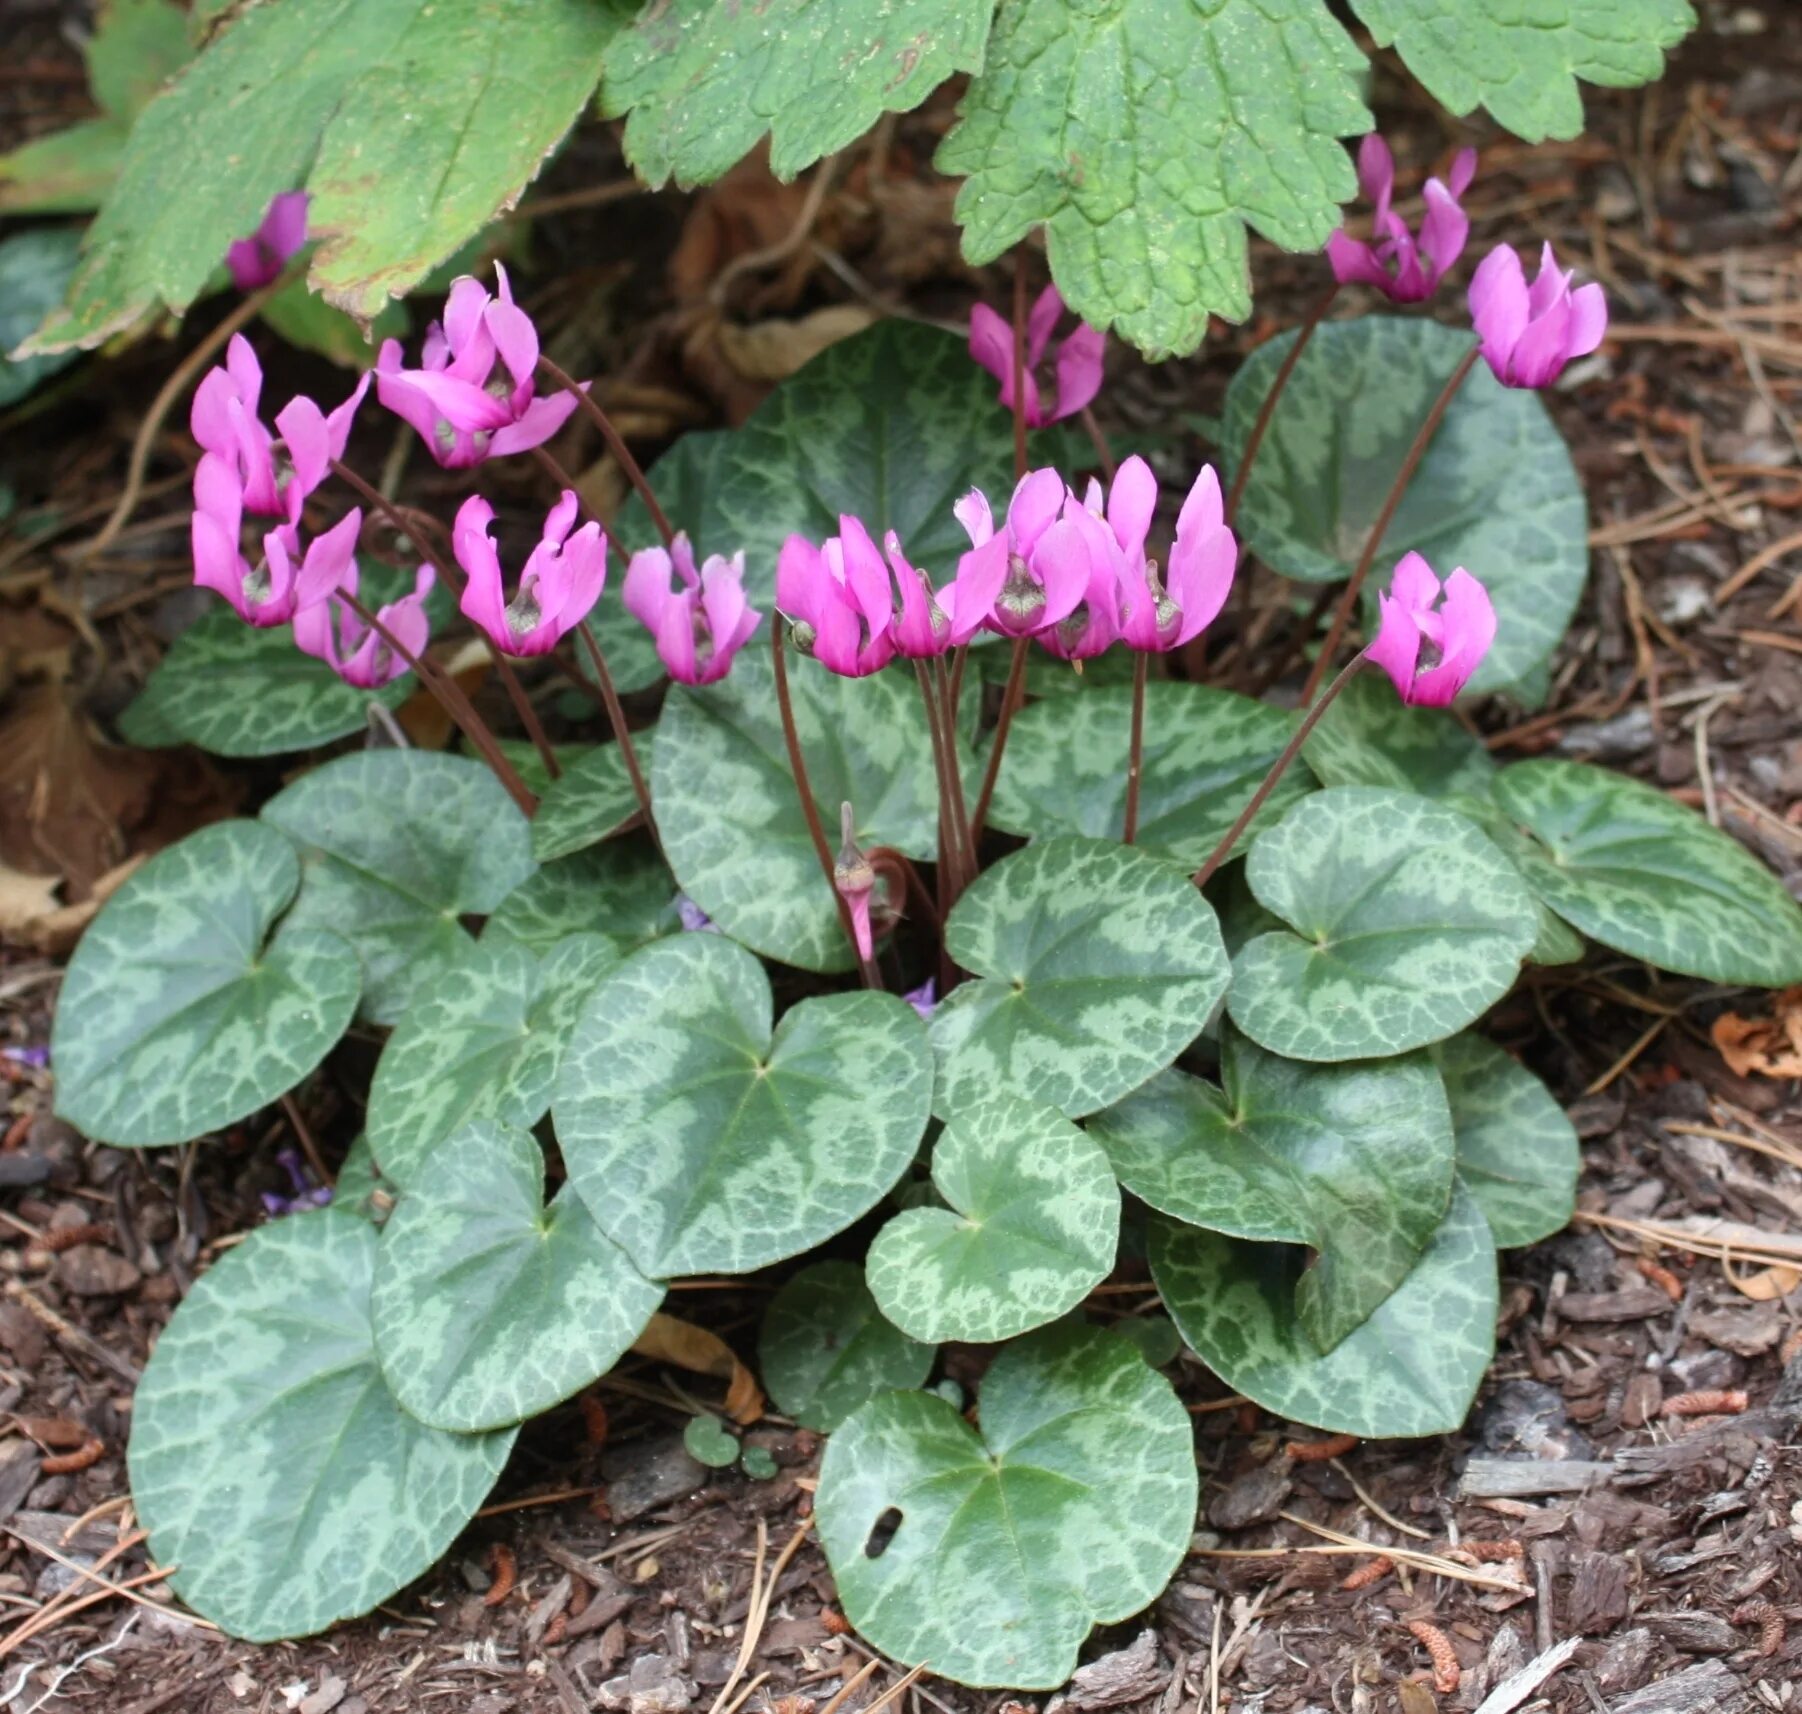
52 821 360 1147
1150 1183 1498 1440
654 645 945 972
987 682 1313 867
128 1211 515 1641
759 1261 935 1433
530 735 654 864
261 751 535 1024
484 835 679 955
371 1121 662 1432
930 836 1230 1119
817 1322 1196 1688
1228 787 1538 1061
366 934 618 1186
865 1094 1120 1345
1221 316 1588 698
1433 1033 1579 1249
1301 669 1498 801
1088 1030 1454 1352
555 933 933 1276
1493 758 1802 986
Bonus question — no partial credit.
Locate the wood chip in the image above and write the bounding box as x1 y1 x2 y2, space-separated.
1471 1635 1581 1714
1458 1460 1613 1499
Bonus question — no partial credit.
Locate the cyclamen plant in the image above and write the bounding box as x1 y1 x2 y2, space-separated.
66 153 1802 1688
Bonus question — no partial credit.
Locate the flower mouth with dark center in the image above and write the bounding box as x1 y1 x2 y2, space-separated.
997 556 1046 627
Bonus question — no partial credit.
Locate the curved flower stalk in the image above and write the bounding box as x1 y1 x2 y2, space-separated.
1368 552 1497 707
294 564 436 689
1327 137 1477 304
454 492 606 658
970 283 1104 428
776 516 898 678
376 265 580 468
226 192 309 291
1469 243 1608 388
623 533 761 686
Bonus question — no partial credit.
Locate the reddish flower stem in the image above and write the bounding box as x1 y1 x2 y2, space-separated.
1300 344 1480 705
969 635 1028 854
932 657 976 883
914 660 960 895
536 356 676 548
1123 648 1149 844
1190 646 1370 890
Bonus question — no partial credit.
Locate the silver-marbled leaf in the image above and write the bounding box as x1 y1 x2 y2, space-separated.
366 934 619 1186
930 836 1230 1119
1228 787 1539 1061
371 1121 662 1431
865 1094 1120 1345
484 834 679 956
261 751 534 1024
1301 669 1497 801
817 1322 1196 1688
1088 1029 1454 1351
52 821 360 1147
127 1211 515 1641
1151 1182 1499 1439
530 734 655 864
555 934 933 1276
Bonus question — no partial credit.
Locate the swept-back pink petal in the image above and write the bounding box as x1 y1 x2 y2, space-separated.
1007 467 1066 556
835 514 894 634
953 488 995 548
1447 147 1478 198
623 545 674 632
1408 566 1496 705
1166 518 1236 649
1356 133 1396 221
1025 283 1064 368
1327 232 1391 290
1419 177 1470 280
969 304 1043 425
453 496 512 647
1105 455 1158 559
947 531 1009 645
1030 512 1101 632
1567 282 1608 359
1469 245 1528 380
1508 293 1574 388
1367 592 1422 698
488 390 580 458
1050 321 1105 423
1387 550 1442 614
293 509 362 611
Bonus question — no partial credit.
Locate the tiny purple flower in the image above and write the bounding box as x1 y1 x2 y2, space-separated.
675 895 719 934
261 1146 333 1218
903 978 937 1021
969 284 1105 427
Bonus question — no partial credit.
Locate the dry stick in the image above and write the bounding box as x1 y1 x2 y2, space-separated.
1191 647 1371 890
772 624 873 984
1081 406 1117 483
537 355 675 547
327 458 562 782
1225 283 1340 524
1123 648 1150 843
1299 344 1481 705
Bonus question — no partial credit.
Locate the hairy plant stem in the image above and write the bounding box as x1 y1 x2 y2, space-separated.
1225 282 1340 524
914 660 959 894
336 587 537 816
1123 649 1150 843
933 656 976 883
914 660 974 897
1190 646 1370 890
328 457 560 781
771 623 875 987
969 635 1028 853
537 356 676 548
1300 344 1481 704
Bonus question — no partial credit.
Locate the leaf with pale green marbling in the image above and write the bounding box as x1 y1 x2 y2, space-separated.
603 0 991 186
1455 799 1588 968
1110 1316 1182 1369
759 1262 934 1433
484 836 678 956
531 737 653 863
655 647 944 973
1302 669 1497 800
1222 317 1587 698
1494 758 1802 986
1151 1182 1498 1439
866 1095 1120 1345
370 1121 661 1432
987 682 1311 866
128 1211 515 1641
334 1134 383 1220
366 935 618 1186
1089 1030 1453 1351
556 934 933 1277
1348 0 1694 143
816 1322 1196 1688
51 821 359 1148
262 751 534 1024
1433 1033 1578 1248
931 836 1230 1120
1228 787 1538 1061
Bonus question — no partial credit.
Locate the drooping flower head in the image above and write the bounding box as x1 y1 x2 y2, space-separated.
885 531 957 660
951 467 1095 640
226 191 310 291
623 532 761 687
1114 459 1238 654
1036 477 1126 664
776 516 897 678
1469 243 1608 389
1368 552 1496 708
969 284 1105 428
454 491 607 658
833 803 877 964
191 463 361 627
1327 137 1477 304
376 265 579 468
294 563 436 690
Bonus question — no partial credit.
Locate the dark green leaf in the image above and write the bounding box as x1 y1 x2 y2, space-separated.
531 737 653 863
684 1415 739 1469
0 230 83 404
1302 669 1497 800
484 836 678 956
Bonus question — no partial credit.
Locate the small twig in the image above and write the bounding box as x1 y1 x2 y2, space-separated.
2 1282 140 1386
1011 250 1029 481
278 1093 333 1191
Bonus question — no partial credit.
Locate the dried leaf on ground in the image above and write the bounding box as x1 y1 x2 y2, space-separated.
1711 989 1802 1079
632 1312 764 1425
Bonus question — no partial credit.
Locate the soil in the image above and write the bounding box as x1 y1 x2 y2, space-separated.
4 8 1802 1713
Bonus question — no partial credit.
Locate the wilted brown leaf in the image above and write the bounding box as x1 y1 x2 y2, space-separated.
631 1312 764 1425
1712 990 1802 1079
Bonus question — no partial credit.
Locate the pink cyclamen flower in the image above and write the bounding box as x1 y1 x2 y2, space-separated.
191 459 361 627
375 265 579 468
622 532 761 687
1367 552 1496 708
969 284 1104 427
190 334 368 520
294 563 436 690
1327 137 1476 304
952 467 1098 639
225 191 309 291
1469 243 1608 388
886 531 959 659
833 804 876 963
777 516 898 678
454 492 606 657
1112 459 1238 653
